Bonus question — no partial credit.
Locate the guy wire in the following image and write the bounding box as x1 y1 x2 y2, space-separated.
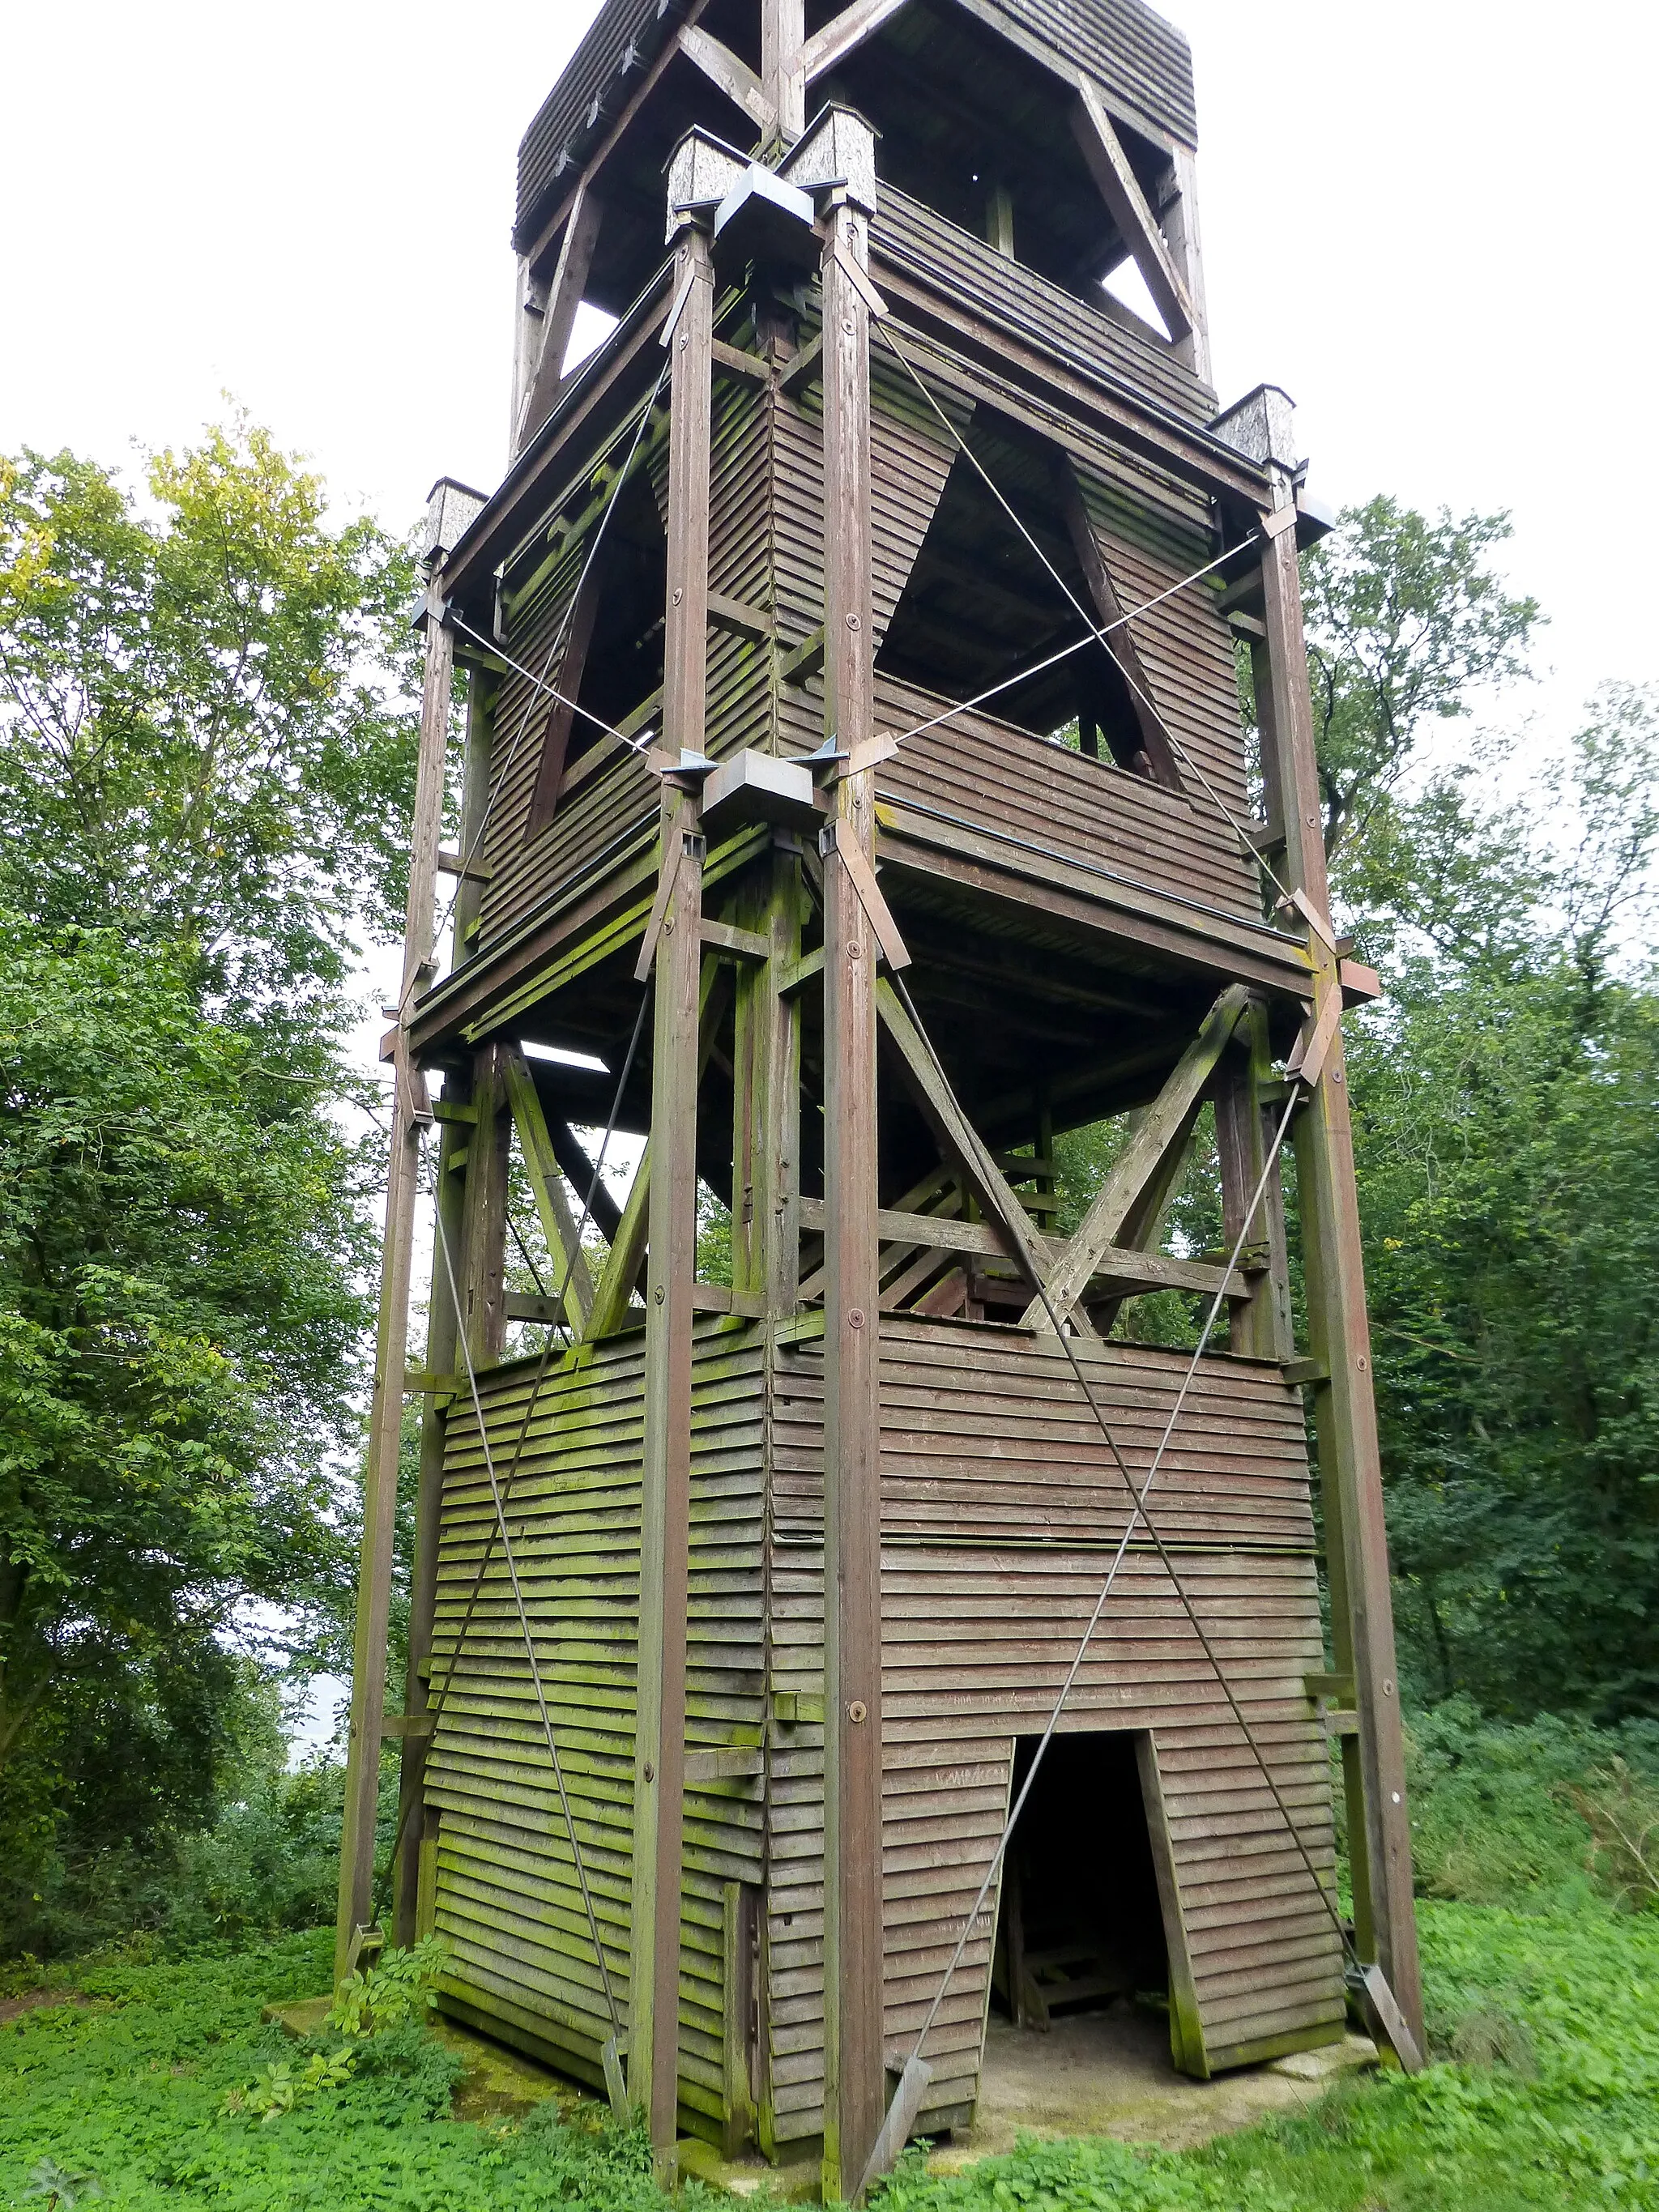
433 1201 625 2037
885 971 1353 2078
874 321 1294 910
377 988 651 1933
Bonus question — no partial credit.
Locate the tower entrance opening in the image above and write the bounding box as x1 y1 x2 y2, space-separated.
992 1731 1171 2034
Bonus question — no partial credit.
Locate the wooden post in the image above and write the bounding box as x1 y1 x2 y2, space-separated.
820 190 885 2204
452 668 494 961
1213 1002 1289 1362
1162 147 1210 383
628 215 714 2171
391 649 495 1944
390 1064 470 1945
461 1043 511 1366
1256 475 1422 2047
516 185 604 454
335 586 452 1980
761 0 806 140
732 851 803 1316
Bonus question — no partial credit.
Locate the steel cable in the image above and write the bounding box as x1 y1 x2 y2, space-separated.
883 973 1355 2095
375 991 650 1959
873 320 1296 911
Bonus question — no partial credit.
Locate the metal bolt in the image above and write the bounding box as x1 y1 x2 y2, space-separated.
655 1285 665 1305
847 1307 866 1330
847 1700 868 1723
846 612 861 629
1391 1790 1401 1805
848 941 864 961
1356 1353 1367 1370
842 318 855 335
672 586 684 604
644 1761 655 1782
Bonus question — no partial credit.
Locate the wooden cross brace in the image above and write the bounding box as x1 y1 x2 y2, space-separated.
872 982 1256 1334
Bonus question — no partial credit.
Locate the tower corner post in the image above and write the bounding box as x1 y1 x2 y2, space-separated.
1256 462 1422 2047
628 214 714 2173
819 178 886 2203
335 581 454 1983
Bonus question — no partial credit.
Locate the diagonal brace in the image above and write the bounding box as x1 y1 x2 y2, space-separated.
582 964 731 1340
876 979 1050 1289
1071 83 1195 343
501 1045 595 1332
1022 984 1251 1330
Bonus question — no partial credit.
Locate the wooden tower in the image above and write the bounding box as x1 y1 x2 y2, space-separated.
337 0 1422 2191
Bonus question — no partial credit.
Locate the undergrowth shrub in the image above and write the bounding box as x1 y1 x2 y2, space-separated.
1401 1696 1659 1909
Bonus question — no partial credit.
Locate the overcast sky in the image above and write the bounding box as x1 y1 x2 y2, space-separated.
6 0 1655 738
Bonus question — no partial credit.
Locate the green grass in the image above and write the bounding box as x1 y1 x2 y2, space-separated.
2 1905 1657 2211
879 1905 1659 2211
0 1932 687 2212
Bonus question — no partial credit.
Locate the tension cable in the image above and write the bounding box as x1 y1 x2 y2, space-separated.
861 979 1381 2189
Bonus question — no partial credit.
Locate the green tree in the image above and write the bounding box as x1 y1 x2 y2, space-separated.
0 918 370 1943
1240 495 1540 869
0 419 422 1949
1346 688 1659 1717
0 422 419 1023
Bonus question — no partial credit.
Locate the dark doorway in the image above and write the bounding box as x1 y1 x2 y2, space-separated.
992 1731 1169 2029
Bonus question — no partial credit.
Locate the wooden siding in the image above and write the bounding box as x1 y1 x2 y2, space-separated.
967 0 1197 150
424 1323 767 2125
514 0 1197 252
873 186 1213 424
872 679 1260 926
514 0 672 248
465 265 1250 972
474 531 659 957
762 1317 1343 2139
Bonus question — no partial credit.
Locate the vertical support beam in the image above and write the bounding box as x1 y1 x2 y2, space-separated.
335 587 453 1980
761 0 807 140
722 1881 760 2155
452 668 495 959
1256 471 1422 2048
1162 147 1211 383
628 214 714 2170
731 850 803 1315
515 185 604 454
1213 1002 1288 1362
631 802 705 2162
819 188 885 2204
510 254 547 457
391 1063 471 1946
461 1043 512 1366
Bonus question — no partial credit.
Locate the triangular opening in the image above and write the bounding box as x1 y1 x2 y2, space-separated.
1100 253 1172 343
874 413 1169 781
523 467 666 841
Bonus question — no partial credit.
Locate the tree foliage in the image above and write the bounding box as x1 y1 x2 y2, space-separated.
0 917 371 1931
1344 688 1659 1718
0 422 419 1020
0 420 420 1948
1294 494 1539 863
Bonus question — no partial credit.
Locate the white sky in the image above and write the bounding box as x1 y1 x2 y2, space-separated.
7 0 1653 1748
